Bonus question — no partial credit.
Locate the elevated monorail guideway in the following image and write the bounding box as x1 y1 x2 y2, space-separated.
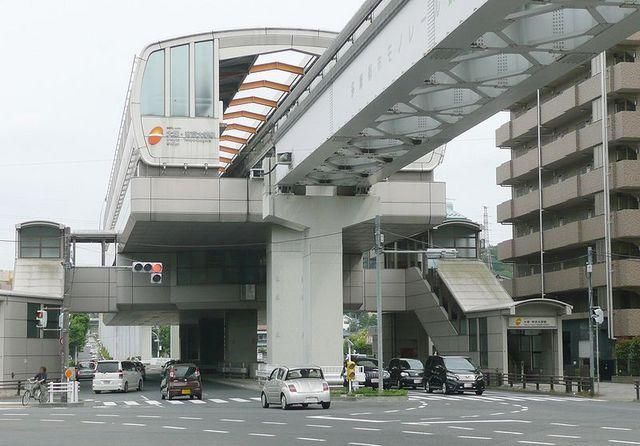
229 0 640 187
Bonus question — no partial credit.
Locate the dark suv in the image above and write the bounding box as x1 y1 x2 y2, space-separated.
423 355 484 395
388 358 424 389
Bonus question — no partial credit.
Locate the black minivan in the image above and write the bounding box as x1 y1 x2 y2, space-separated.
423 355 484 395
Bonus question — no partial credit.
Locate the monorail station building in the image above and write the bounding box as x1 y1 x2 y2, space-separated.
4 1 640 378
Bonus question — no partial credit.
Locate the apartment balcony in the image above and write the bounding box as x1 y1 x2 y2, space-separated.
497 160 640 223
510 260 640 298
496 62 640 147
497 111 640 186
613 309 640 338
497 209 640 261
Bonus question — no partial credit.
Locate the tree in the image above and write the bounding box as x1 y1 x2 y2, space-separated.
159 326 170 357
68 314 90 361
349 329 373 356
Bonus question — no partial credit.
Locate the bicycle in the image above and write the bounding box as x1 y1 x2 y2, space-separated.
21 379 48 406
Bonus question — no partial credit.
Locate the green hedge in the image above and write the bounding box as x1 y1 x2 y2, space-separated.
615 337 640 376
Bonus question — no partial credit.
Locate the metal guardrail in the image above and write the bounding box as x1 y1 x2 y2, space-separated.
483 371 596 397
47 381 79 404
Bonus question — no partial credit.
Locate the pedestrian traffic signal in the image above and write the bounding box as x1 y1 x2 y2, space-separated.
132 262 163 284
591 307 604 325
35 310 48 328
346 360 356 382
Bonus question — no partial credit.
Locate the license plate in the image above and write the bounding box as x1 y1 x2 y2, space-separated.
104 381 111 384
305 397 318 403
464 383 473 388
414 379 422 384
181 389 191 395
371 379 379 384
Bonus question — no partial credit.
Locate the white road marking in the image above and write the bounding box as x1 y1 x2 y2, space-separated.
0 418 23 421
297 438 326 442
209 398 228 404
602 427 632 431
353 427 381 431
350 412 372 416
250 433 276 437
103 402 117 406
402 431 433 436
307 425 332 428
179 416 202 420
189 400 206 404
162 425 187 430
137 415 161 419
263 421 287 425
449 426 474 431
166 400 183 405
220 418 245 423
203 429 229 434
548 434 581 439
458 436 492 440
40 419 65 422
517 442 556 445
49 413 75 416
405 420 532 426
550 422 578 427
122 423 146 427
308 416 394 424
490 412 505 416
609 441 640 445
494 431 523 435
145 400 161 406
81 421 105 425
140 395 149 401
461 415 480 418
2 414 27 417
349 443 381 446
384 409 399 413
250 397 262 401
124 401 139 406
96 414 119 417
229 398 250 403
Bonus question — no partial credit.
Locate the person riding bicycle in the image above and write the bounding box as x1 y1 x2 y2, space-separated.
33 366 47 395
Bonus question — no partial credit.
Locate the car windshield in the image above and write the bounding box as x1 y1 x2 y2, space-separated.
172 365 198 379
285 368 324 380
96 362 119 373
404 359 424 370
77 363 93 370
356 359 379 368
443 357 476 371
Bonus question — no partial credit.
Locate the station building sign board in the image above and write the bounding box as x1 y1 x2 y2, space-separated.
508 317 557 330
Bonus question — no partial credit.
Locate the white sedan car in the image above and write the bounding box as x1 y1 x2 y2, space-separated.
261 366 331 410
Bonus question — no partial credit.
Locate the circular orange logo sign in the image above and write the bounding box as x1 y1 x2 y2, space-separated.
515 318 523 327
147 127 164 146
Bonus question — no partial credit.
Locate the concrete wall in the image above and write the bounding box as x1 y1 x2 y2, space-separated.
13 259 64 298
0 296 61 381
225 311 257 365
98 318 152 360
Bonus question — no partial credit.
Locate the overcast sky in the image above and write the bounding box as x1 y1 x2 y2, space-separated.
0 0 511 270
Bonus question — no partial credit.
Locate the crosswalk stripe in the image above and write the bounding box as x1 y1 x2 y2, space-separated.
209 399 228 404
229 398 250 403
250 397 262 401
103 402 117 406
145 401 161 405
167 401 184 405
189 400 206 404
124 401 140 406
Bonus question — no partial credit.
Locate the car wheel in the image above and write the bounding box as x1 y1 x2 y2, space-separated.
441 383 449 395
397 379 403 389
302 403 309 408
321 402 331 409
137 380 143 392
475 390 484 396
161 393 165 400
123 382 129 393
280 394 289 410
196 393 202 400
94 390 101 394
261 393 269 409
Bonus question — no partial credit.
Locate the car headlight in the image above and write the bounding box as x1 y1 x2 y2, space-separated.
400 372 409 377
383 371 390 378
476 372 484 380
446 372 459 381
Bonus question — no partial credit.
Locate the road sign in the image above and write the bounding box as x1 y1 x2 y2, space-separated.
65 368 74 380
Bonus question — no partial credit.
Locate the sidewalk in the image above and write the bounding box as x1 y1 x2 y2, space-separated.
491 381 639 402
597 381 640 402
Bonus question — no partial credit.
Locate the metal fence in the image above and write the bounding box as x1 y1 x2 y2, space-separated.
483 371 596 397
0 380 24 396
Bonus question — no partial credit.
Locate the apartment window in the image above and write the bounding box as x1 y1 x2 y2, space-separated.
613 50 636 64
469 318 478 352
615 146 638 162
170 45 189 117
614 98 637 113
593 145 604 169
195 41 214 117
141 50 165 116
19 225 61 259
479 317 489 368
27 303 40 338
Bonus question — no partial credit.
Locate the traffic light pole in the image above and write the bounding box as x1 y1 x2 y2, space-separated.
375 215 384 395
587 247 595 381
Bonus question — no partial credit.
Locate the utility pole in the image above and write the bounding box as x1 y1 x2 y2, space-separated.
482 206 493 272
587 247 595 381
536 89 546 299
374 215 384 394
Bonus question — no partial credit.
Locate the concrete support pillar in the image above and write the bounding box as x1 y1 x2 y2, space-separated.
267 225 344 367
225 311 257 364
170 325 180 359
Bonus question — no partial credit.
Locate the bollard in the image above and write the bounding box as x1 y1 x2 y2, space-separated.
523 374 527 390
635 381 639 401
550 376 554 392
565 377 572 393
16 380 21 396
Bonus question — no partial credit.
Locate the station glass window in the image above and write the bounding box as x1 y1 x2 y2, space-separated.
195 40 214 117
141 50 165 116
43 308 60 339
171 45 189 117
27 303 40 338
19 225 61 259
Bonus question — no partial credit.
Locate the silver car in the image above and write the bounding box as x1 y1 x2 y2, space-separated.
261 366 331 410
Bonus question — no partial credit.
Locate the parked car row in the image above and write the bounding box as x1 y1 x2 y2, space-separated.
344 355 485 395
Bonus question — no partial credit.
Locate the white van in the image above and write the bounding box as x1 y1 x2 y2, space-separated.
92 360 143 394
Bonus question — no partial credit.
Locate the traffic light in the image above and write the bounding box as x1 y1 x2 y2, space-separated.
132 262 163 284
35 309 48 329
346 360 356 382
591 307 604 325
